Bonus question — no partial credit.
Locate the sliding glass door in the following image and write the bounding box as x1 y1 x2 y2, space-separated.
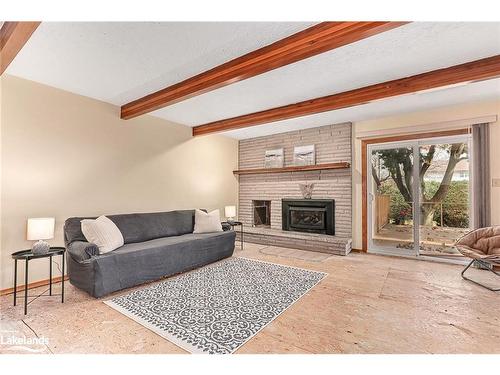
367 135 472 259
369 143 417 256
417 141 471 258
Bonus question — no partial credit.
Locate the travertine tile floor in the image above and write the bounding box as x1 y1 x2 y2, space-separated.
1 242 499 354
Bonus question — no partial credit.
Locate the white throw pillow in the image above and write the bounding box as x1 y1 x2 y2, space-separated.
81 215 124 254
193 209 223 234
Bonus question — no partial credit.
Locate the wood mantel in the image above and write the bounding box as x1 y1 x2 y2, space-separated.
233 162 350 175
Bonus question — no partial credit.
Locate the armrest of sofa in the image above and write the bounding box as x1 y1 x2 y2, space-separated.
67 241 99 262
222 222 231 231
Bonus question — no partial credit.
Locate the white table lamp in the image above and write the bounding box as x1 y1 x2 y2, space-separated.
225 206 236 222
27 218 55 254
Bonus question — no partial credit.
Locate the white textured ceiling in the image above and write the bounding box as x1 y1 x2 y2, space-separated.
222 78 500 139
153 22 500 126
6 22 500 139
6 22 315 104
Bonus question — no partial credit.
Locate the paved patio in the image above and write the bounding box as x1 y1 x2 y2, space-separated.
373 224 470 256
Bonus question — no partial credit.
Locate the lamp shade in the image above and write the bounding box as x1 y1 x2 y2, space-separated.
27 218 55 241
225 205 236 218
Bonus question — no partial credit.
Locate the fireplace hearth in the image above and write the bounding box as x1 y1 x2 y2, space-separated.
282 199 335 235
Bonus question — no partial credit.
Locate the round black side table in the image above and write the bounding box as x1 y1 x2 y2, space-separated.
11 247 65 315
222 221 244 251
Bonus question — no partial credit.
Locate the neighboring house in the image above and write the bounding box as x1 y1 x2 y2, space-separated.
425 159 470 182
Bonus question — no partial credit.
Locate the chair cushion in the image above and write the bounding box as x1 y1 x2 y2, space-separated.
456 226 500 261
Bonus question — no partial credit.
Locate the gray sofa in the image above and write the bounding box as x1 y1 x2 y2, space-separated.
64 210 235 298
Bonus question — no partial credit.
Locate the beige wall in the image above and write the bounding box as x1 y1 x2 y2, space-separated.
352 99 500 250
2 75 499 288
0 75 238 290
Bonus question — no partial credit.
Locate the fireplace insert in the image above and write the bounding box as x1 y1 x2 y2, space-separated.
282 199 335 235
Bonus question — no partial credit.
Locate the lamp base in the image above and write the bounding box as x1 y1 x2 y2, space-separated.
32 240 50 255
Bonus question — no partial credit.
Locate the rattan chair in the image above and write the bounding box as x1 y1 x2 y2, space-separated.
455 226 500 291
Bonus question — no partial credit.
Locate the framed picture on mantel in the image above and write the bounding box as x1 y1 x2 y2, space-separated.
294 145 315 166
264 148 284 168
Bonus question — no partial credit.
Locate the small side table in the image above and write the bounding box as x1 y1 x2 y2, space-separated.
223 221 243 251
12 247 65 315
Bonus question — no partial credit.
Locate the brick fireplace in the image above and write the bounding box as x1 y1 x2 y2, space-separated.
237 122 352 255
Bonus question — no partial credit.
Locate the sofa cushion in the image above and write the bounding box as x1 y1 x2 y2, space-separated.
81 216 124 254
64 210 196 246
88 230 236 296
64 217 90 246
110 231 232 256
193 209 223 234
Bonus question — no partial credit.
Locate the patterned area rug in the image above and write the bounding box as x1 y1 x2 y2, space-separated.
104 257 326 354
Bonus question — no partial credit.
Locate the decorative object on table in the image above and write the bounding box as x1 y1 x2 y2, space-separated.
12 247 65 315
293 144 315 166
225 205 237 222
27 217 55 255
455 226 500 291
299 182 315 199
264 148 284 168
105 257 326 354
222 220 244 250
193 209 223 233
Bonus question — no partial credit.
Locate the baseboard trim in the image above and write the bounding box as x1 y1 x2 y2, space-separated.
350 248 366 253
0 275 69 296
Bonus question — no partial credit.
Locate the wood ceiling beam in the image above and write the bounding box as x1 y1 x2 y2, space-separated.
120 22 408 119
192 55 500 136
1 21 40 75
